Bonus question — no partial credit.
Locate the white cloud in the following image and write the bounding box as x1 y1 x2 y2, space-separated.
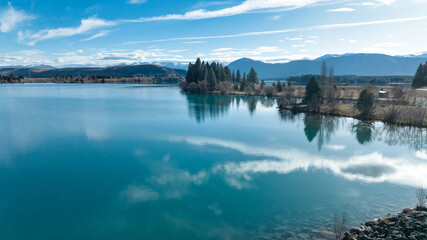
271 15 281 20
182 41 206 44
373 42 399 47
122 16 427 45
82 30 110 41
292 44 305 47
349 39 358 43
168 49 188 53
18 17 117 45
125 0 323 22
209 46 284 61
348 2 376 6
286 37 303 41
376 0 396 5
212 47 234 52
326 7 355 12
128 0 146 4
0 2 33 33
304 39 316 44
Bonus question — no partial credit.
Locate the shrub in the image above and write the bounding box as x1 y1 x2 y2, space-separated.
263 85 277 97
218 81 232 94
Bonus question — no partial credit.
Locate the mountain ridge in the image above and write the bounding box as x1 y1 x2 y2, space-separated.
227 53 427 79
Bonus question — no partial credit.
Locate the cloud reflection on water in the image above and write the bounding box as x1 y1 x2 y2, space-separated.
167 136 427 189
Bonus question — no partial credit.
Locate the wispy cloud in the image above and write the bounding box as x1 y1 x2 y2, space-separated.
127 0 147 4
326 7 355 12
373 42 399 47
191 1 232 9
182 41 206 44
0 2 33 33
122 16 427 44
124 0 323 23
18 17 117 45
82 30 111 41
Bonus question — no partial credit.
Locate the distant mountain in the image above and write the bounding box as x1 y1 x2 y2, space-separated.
0 64 56 70
157 62 189 70
228 54 427 79
0 64 186 78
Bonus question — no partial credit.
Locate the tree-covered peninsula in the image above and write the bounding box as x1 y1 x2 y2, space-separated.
181 58 260 94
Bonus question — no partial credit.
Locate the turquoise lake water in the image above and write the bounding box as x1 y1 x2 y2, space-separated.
0 84 426 240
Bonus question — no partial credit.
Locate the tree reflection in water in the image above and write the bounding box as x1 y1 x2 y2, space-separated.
301 114 341 151
186 94 279 123
352 121 375 145
185 94 233 123
185 93 427 151
379 125 427 151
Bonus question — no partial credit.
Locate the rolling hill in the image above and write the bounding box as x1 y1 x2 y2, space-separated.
0 64 186 78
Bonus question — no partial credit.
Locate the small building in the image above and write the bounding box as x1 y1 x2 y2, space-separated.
378 89 388 98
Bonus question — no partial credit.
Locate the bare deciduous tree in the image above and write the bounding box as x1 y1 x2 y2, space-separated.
279 85 296 108
382 105 403 124
333 210 348 240
416 187 426 208
390 87 416 105
407 104 427 126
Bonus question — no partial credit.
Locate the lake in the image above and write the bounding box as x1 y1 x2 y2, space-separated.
0 84 426 240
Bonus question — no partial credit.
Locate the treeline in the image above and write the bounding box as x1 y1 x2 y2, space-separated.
53 74 138 80
181 58 259 93
0 74 24 83
412 61 427 88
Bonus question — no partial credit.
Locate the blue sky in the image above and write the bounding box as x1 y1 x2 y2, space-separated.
1 0 427 67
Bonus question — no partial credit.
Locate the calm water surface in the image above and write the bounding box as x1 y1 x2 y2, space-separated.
0 84 426 240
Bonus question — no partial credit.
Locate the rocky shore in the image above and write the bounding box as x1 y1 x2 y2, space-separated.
343 207 427 240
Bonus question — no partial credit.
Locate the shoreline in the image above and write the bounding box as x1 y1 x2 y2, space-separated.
342 207 426 240
182 88 427 128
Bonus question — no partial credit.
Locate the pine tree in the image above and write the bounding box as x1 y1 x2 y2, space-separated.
320 60 327 87
247 67 258 85
240 73 247 91
304 76 322 105
186 63 195 83
260 79 265 88
194 58 202 83
356 89 375 119
277 80 283 92
232 70 236 84
413 63 425 88
207 68 217 92
224 66 232 82
236 70 241 84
